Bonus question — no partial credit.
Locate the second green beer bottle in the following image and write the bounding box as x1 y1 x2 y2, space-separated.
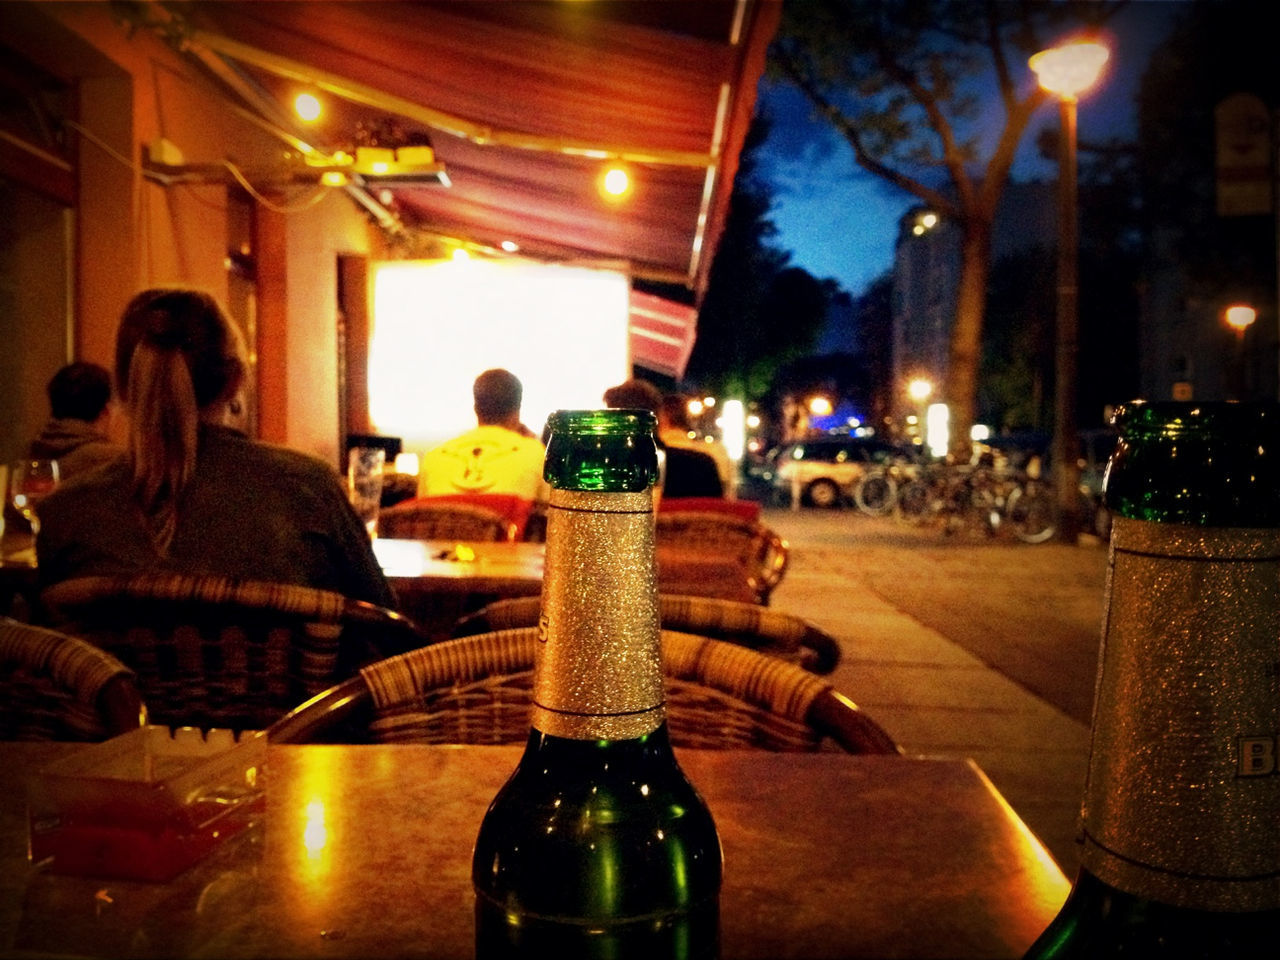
472 409 722 959
1024 400 1280 958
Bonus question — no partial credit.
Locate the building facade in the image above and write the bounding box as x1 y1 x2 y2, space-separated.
889 180 1057 431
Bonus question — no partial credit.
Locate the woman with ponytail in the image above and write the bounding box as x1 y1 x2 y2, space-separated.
35 288 394 611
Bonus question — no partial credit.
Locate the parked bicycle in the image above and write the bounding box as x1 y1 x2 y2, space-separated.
851 457 919 517
893 459 1059 543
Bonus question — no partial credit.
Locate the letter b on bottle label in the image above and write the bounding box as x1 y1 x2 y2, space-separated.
1238 736 1276 776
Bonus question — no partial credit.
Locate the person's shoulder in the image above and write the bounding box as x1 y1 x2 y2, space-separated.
506 429 545 453
260 443 339 484
204 427 339 485
666 444 716 464
484 424 543 450
40 453 130 511
427 425 484 452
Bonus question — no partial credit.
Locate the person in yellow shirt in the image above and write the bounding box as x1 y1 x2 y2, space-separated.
420 368 548 504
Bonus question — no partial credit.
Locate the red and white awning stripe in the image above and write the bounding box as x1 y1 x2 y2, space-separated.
629 289 697 380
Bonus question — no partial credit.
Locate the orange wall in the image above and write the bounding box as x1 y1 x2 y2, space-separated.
280 194 377 467
5 2 381 466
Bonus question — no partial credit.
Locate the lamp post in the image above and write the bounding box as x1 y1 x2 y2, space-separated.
1224 303 1258 400
906 377 932 449
1029 39 1109 544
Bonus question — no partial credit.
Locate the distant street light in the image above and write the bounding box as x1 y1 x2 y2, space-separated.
1225 303 1258 335
1224 303 1257 399
907 378 933 402
1030 39 1109 543
911 211 940 236
906 379 934 449
808 396 833 417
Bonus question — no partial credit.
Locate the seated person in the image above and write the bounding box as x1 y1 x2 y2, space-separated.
418 368 549 534
35 287 394 611
660 393 734 495
603 378 724 499
30 361 124 479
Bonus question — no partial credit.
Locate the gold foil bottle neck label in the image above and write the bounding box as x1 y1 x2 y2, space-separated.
1081 516 1280 910
532 488 664 740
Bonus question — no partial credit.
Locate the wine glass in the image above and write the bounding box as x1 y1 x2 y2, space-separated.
347 447 385 537
9 458 60 537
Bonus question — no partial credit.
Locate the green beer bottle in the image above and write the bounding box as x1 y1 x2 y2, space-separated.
1024 401 1280 958
472 409 722 959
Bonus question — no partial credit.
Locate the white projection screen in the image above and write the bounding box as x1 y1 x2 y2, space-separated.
368 258 633 457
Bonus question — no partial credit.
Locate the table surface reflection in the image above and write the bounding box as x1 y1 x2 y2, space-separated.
0 742 1069 959
373 538 545 593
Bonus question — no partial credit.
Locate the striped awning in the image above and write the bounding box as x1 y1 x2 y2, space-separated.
629 290 697 380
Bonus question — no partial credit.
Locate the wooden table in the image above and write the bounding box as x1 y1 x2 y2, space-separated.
373 538 545 598
3 535 755 637
372 538 544 639
0 742 1069 959
0 532 36 619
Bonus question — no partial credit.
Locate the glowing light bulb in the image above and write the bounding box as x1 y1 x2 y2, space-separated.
293 92 322 122
600 165 631 200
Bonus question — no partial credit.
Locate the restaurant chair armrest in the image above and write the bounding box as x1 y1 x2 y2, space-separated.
748 528 790 604
795 625 840 675
100 674 148 735
809 690 902 755
341 598 428 657
269 676 372 744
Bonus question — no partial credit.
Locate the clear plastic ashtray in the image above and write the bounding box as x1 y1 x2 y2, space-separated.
27 725 266 882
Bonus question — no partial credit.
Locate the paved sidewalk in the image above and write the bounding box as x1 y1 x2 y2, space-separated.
759 506 1102 876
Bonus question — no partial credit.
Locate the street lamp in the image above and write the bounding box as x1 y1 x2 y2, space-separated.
906 378 933 448
1225 303 1258 335
1224 303 1257 399
907 378 933 403
1030 39 1109 543
808 396 833 417
911 211 939 236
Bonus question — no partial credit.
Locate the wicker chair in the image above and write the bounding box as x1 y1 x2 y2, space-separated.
452 594 841 675
654 511 789 605
0 617 145 741
40 574 423 733
378 497 519 542
268 628 899 754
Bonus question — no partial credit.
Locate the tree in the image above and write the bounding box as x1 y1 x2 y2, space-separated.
981 244 1054 431
851 272 895 425
687 116 827 400
770 0 1121 456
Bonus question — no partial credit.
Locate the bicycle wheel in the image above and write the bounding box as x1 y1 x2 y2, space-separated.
895 478 932 524
854 471 897 517
1005 484 1057 544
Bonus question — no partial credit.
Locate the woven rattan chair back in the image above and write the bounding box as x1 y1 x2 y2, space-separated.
270 628 899 754
452 594 840 675
379 500 518 542
41 574 421 733
654 511 789 604
0 617 145 741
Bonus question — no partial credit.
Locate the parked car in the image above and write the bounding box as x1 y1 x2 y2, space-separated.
767 435 915 508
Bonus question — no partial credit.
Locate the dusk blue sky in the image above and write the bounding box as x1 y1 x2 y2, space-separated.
753 1 1184 302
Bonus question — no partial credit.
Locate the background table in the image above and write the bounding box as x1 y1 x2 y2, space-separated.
1 742 1069 959
0 532 36 620
374 537 760 638
372 538 544 639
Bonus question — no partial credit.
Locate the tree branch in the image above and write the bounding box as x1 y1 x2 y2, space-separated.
869 42 974 210
771 46 958 217
984 0 1017 115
